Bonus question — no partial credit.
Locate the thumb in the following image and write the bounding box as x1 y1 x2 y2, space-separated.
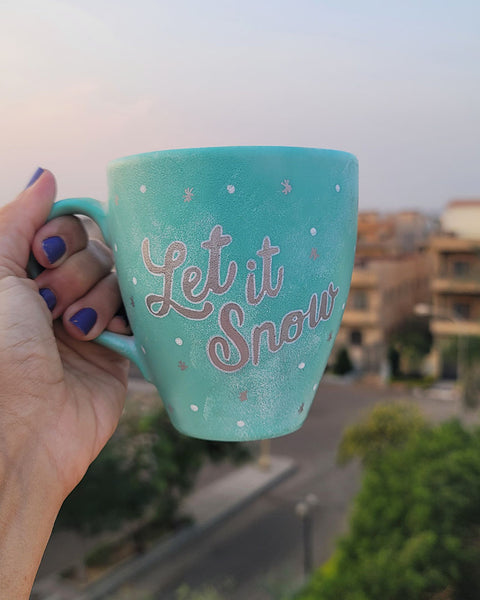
0 169 57 277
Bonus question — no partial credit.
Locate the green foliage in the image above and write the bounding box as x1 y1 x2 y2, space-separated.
298 419 480 600
441 336 480 368
337 401 426 466
333 347 353 375
387 345 400 378
56 406 250 535
85 539 122 568
56 439 151 534
389 317 432 376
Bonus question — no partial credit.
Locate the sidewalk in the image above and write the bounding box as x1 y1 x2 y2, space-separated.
32 455 296 600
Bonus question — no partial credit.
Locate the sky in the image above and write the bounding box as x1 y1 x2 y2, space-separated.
1 0 479 213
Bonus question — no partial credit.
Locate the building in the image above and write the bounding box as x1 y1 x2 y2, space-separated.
333 210 432 373
428 200 480 377
335 252 431 372
356 210 435 258
441 200 480 239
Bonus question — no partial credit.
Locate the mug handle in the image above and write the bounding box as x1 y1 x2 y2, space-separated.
28 198 151 382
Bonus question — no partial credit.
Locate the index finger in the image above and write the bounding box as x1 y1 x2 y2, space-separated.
32 216 89 269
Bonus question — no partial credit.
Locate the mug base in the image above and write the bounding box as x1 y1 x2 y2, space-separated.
169 417 305 442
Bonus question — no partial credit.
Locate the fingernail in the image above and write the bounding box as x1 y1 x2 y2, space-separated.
39 288 57 312
69 308 98 335
42 236 66 264
26 167 45 189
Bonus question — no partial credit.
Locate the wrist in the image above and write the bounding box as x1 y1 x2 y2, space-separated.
0 440 64 598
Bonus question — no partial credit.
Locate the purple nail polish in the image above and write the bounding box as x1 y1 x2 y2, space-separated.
26 167 44 189
69 308 98 335
42 236 66 264
39 288 57 312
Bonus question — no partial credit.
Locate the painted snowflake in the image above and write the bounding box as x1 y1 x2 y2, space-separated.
239 390 248 402
183 187 194 202
281 179 292 194
310 248 319 261
178 360 188 371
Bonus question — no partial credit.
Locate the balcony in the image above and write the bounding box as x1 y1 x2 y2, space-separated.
431 318 480 337
342 309 378 328
430 235 480 253
432 276 480 295
350 268 377 288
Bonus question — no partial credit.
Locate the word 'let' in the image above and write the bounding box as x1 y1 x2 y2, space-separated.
141 225 283 319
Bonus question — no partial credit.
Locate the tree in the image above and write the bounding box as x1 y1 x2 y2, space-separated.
333 347 353 375
297 418 480 600
388 317 433 377
337 401 426 466
387 345 400 378
56 405 250 535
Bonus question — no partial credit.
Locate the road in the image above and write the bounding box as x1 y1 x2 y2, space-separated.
122 380 460 600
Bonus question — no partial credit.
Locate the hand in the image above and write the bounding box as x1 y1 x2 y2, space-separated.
0 169 129 598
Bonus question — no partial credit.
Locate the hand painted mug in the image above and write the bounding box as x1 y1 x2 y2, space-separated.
48 147 358 441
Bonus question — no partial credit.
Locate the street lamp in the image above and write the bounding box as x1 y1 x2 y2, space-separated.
414 303 435 318
295 493 319 577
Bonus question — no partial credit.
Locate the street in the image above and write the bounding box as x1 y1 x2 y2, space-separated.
121 380 460 599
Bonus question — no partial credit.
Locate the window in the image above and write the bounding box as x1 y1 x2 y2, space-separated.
351 330 363 346
453 261 470 277
453 302 471 320
353 291 368 310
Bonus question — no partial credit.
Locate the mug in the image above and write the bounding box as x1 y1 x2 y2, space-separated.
47 146 358 441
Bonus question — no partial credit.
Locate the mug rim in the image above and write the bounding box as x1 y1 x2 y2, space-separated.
108 145 358 168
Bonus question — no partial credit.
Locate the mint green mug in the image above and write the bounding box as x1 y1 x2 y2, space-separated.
48 147 358 441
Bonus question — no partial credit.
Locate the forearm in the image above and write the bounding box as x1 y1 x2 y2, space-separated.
0 445 63 599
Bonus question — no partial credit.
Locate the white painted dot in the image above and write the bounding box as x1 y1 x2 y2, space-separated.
310 227 317 236
335 184 341 192
175 337 183 346
342 302 346 310
140 185 147 194
313 383 318 391
132 277 138 285
141 345 146 354
298 362 306 370
237 420 245 428
227 184 235 194
114 243 118 252
190 404 199 412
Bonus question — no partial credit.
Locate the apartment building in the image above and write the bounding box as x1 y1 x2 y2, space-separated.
428 200 480 377
335 252 431 372
334 211 432 373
